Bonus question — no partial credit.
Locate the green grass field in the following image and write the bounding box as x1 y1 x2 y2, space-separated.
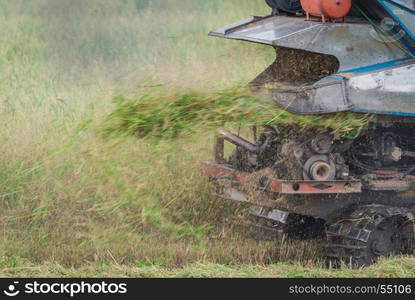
0 0 413 278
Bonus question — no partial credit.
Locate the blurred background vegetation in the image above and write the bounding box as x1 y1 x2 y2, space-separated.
0 0 288 269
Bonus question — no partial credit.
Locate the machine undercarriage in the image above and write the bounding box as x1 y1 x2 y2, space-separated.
204 120 415 266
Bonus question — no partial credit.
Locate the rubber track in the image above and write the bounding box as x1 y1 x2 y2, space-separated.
324 205 414 265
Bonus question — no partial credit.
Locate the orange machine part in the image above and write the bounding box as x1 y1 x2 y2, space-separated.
301 0 352 21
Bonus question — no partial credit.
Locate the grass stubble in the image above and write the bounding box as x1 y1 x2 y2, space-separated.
0 0 412 277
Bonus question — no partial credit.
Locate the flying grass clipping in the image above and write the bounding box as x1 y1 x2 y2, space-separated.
101 87 373 140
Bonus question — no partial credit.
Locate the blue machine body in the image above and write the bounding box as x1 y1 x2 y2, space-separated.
209 0 415 116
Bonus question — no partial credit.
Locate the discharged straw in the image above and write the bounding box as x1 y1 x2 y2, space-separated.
100 87 373 140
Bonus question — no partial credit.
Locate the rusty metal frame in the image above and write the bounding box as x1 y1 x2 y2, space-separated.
202 161 362 195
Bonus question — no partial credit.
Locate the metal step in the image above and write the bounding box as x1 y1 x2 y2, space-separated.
249 206 290 224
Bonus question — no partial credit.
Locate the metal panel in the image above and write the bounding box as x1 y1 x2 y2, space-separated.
346 62 415 116
210 14 415 117
268 77 351 114
249 206 290 224
378 0 415 41
210 16 409 71
201 161 362 195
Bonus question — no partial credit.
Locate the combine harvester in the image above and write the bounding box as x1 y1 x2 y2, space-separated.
202 0 415 267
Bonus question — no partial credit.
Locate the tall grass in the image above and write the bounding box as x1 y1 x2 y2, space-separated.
0 0 323 268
